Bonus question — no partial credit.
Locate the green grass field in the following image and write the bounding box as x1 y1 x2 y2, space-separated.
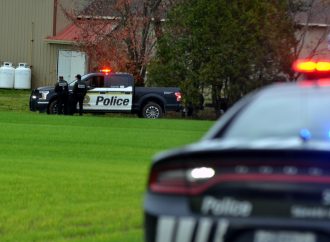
0 89 30 112
0 106 214 241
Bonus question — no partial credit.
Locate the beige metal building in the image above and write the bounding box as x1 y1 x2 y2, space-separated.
0 0 88 88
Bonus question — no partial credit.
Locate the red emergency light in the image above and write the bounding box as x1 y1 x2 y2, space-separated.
100 68 112 74
293 60 330 73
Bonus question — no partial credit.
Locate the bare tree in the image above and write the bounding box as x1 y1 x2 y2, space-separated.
61 0 172 86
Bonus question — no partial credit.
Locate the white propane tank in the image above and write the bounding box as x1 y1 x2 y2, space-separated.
0 62 15 88
14 63 31 89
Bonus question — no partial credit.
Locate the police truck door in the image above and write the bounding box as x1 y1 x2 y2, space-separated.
103 74 133 111
83 74 133 112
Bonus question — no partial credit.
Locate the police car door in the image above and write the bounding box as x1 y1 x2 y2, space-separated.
102 74 133 111
83 75 107 111
83 74 133 111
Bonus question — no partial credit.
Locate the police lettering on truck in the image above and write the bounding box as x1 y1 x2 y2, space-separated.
83 91 133 111
96 96 130 106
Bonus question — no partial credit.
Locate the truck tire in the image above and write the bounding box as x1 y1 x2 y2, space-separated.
142 102 163 119
48 100 58 114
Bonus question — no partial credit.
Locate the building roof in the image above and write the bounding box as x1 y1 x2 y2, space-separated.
45 0 166 45
45 24 82 44
45 20 115 45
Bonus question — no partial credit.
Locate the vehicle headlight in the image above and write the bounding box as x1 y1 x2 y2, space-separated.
31 95 37 99
39 91 49 100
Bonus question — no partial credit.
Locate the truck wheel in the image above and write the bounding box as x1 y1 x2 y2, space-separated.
142 102 163 119
48 100 58 114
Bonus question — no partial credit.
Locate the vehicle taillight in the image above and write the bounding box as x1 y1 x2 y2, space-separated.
175 92 182 102
148 160 330 195
148 164 215 195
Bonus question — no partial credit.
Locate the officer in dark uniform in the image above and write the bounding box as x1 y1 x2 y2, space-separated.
72 74 87 116
54 76 69 114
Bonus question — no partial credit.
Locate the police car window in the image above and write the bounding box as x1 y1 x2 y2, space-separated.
222 89 330 141
86 76 104 88
105 76 129 88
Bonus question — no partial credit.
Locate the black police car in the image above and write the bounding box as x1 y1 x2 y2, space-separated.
144 60 330 242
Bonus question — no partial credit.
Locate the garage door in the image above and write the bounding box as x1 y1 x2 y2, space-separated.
58 50 86 82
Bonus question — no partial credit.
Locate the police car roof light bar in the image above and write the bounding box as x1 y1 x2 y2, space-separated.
293 60 330 73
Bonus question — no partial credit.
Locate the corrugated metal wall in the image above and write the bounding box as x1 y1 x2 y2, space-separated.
0 0 74 88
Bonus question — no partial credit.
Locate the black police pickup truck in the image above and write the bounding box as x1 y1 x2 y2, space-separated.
29 72 181 118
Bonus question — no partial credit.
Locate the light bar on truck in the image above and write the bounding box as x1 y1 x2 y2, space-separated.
100 68 112 74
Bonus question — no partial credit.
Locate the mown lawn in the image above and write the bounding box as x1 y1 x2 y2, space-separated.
0 89 30 112
0 110 214 242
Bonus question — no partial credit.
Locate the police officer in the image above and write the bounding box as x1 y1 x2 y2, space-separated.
54 76 69 114
73 74 87 116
